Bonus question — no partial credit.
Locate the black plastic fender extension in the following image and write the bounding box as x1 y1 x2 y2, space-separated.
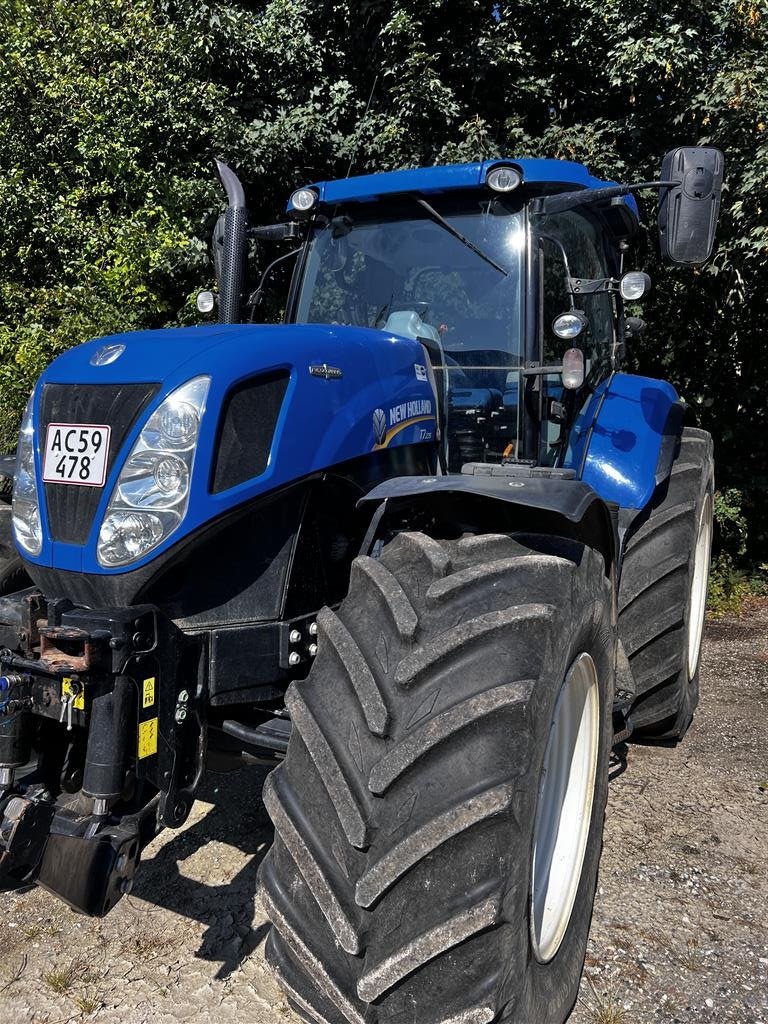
358 472 618 580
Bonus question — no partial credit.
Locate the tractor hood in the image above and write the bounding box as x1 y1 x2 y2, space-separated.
26 323 437 575
41 322 418 389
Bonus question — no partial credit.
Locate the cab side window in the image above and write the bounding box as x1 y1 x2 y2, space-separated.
539 212 615 383
536 213 617 463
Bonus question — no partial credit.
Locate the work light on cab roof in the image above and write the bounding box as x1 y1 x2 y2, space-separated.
486 164 522 191
289 187 317 213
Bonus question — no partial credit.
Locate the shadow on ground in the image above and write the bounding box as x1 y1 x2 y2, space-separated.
128 763 275 978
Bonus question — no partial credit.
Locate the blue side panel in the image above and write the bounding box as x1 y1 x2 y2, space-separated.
563 379 609 476
27 323 437 575
292 158 638 216
563 373 680 510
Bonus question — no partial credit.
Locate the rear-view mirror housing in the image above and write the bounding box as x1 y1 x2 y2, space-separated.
658 147 724 265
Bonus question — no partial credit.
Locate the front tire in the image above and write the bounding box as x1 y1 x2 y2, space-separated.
259 531 615 1024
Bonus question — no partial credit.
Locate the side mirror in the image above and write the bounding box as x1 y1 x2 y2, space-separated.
658 147 724 265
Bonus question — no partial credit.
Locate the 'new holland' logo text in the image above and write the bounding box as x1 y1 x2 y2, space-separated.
388 399 432 425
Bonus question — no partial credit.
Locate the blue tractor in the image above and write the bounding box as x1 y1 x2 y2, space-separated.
0 149 723 1023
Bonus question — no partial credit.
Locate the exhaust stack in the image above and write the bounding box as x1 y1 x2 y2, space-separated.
215 160 248 324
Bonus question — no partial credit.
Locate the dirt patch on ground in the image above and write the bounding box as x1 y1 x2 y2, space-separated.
2 603 767 1024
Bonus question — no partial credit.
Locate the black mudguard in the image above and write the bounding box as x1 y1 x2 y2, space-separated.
358 471 618 580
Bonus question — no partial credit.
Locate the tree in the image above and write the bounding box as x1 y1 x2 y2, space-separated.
0 0 765 554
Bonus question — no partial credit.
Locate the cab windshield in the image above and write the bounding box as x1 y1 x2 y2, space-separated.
294 195 525 466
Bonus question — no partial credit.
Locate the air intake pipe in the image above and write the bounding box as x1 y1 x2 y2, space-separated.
214 160 249 324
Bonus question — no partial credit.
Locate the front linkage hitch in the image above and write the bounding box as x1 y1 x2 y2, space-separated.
0 591 204 914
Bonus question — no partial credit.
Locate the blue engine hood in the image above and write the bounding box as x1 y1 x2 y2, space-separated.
31 323 437 574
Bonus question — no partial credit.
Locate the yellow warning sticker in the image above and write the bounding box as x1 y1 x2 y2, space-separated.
62 677 84 711
138 718 158 759
142 677 156 709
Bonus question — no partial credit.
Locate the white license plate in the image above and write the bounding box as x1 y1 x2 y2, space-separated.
42 423 111 487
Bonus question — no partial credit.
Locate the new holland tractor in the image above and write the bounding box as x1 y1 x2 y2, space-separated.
0 148 723 1023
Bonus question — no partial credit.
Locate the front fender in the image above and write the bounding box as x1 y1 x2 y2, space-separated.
358 471 617 579
564 373 685 511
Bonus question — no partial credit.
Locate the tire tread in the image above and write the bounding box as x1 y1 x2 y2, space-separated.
261 535 614 1024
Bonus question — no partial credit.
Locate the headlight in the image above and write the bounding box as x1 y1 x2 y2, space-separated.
98 511 167 564
619 271 651 301
98 376 209 567
12 395 42 556
118 452 190 509
552 310 588 340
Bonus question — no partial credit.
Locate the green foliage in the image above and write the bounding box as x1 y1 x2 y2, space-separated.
0 0 235 445
0 0 766 566
708 488 766 614
714 488 749 559
707 554 767 616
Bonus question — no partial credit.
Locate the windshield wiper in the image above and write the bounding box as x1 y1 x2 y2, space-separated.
415 198 508 277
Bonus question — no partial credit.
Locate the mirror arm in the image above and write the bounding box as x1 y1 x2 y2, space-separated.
248 222 303 241
568 276 616 295
538 232 577 310
533 181 677 217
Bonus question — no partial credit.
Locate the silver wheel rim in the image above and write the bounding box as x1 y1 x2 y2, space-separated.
687 493 713 679
530 652 600 963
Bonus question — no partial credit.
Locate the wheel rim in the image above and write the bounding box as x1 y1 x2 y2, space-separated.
530 652 600 963
687 493 713 679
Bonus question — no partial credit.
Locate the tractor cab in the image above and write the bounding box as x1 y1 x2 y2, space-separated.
244 160 639 471
228 154 718 474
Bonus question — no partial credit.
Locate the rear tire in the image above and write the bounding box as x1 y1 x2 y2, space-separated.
618 428 714 739
259 531 615 1024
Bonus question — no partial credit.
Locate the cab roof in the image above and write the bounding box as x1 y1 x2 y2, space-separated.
292 158 624 209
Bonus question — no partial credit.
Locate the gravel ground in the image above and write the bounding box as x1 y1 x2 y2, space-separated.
569 599 768 1024
1 601 766 1024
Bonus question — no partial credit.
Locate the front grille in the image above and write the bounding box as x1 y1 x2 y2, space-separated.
40 383 159 545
